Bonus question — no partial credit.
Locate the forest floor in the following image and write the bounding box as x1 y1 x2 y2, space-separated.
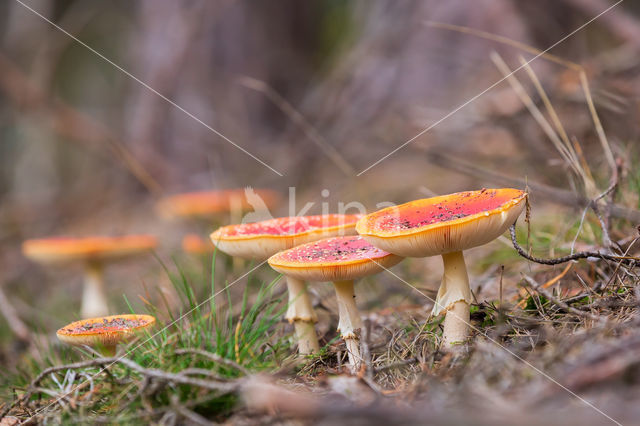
1 205 640 425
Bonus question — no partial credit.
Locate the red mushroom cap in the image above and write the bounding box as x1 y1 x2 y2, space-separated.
22 235 158 264
210 214 362 260
356 188 527 257
56 314 156 347
268 235 402 282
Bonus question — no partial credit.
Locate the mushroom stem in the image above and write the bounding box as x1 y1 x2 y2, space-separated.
285 277 320 355
101 344 117 357
333 280 363 372
433 251 472 347
442 300 470 346
82 261 109 318
293 322 319 355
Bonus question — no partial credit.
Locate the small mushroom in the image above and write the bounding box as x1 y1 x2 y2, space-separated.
22 235 157 318
357 188 527 347
268 236 402 371
56 314 156 356
210 214 362 355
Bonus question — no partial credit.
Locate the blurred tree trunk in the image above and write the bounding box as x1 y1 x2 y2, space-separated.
124 0 204 185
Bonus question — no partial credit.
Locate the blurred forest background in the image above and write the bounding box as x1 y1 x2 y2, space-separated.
0 0 640 423
2 1 640 421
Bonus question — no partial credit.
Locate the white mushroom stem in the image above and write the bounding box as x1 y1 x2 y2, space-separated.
432 251 472 347
442 300 470 347
285 277 320 355
333 280 363 371
81 262 110 318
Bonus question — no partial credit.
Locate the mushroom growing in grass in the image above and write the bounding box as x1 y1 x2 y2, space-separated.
210 214 361 355
56 314 156 356
22 235 157 318
356 188 527 347
268 236 402 371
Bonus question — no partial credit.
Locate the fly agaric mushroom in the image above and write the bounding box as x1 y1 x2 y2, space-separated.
158 188 280 271
210 214 361 355
156 188 280 223
22 235 157 318
56 314 155 356
356 188 527 346
268 236 402 371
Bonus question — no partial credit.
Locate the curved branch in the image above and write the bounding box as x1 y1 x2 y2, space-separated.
509 223 639 266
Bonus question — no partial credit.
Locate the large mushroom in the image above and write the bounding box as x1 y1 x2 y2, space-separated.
356 188 527 346
57 314 156 356
268 236 402 371
22 235 157 318
210 214 361 355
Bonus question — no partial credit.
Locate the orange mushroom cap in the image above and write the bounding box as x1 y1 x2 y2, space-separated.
56 314 156 348
210 214 362 261
356 188 527 257
156 189 280 219
22 235 158 264
268 235 402 282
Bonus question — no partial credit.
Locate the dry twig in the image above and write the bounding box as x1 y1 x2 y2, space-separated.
509 223 639 265
0 356 242 421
